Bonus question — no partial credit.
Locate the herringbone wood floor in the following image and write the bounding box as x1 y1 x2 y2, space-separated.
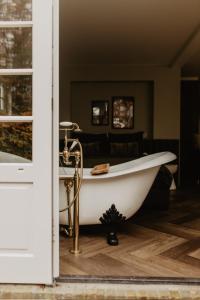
60 188 200 277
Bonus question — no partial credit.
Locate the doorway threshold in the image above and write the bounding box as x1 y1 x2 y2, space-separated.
0 281 199 300
58 275 200 286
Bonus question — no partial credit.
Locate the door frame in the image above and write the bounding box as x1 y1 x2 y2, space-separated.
54 2 200 286
53 0 60 279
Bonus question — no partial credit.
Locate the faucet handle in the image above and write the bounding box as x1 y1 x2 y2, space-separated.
60 121 73 127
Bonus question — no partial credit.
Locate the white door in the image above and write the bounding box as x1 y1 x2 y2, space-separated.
0 0 53 284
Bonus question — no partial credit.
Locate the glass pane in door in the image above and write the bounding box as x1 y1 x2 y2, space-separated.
0 75 32 116
0 27 32 68
0 122 32 162
0 0 32 21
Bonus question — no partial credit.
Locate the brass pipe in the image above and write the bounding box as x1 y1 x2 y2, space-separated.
70 165 81 254
64 178 73 238
59 142 83 212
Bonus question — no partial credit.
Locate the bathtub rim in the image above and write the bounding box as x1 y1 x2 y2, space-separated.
59 151 176 180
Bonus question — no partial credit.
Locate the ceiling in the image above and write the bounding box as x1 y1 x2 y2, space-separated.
60 0 200 76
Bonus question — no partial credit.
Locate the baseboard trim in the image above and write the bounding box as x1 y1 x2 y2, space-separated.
58 275 200 285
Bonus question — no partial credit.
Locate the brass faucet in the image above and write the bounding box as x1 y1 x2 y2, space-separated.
59 122 83 255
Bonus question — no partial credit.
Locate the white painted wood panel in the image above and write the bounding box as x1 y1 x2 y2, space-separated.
0 0 53 284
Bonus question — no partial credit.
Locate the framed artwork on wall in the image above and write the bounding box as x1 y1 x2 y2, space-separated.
91 100 109 125
112 96 134 129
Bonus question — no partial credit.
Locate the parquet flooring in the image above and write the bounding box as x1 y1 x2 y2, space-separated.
60 188 200 277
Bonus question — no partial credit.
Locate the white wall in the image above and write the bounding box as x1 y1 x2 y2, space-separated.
60 65 180 139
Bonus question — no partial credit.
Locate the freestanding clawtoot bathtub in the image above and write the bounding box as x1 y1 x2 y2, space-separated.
59 151 176 225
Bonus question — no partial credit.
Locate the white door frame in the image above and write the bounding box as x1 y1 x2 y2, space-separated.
53 0 60 279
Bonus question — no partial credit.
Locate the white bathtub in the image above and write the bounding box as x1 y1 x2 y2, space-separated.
59 151 176 225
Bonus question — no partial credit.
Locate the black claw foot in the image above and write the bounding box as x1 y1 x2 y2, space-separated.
99 204 126 246
107 232 118 246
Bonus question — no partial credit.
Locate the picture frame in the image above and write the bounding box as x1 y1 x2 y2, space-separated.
112 96 134 129
91 100 109 125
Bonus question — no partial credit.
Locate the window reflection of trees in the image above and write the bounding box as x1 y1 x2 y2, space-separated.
0 28 32 68
0 122 32 160
0 76 32 116
0 0 32 161
0 0 32 21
